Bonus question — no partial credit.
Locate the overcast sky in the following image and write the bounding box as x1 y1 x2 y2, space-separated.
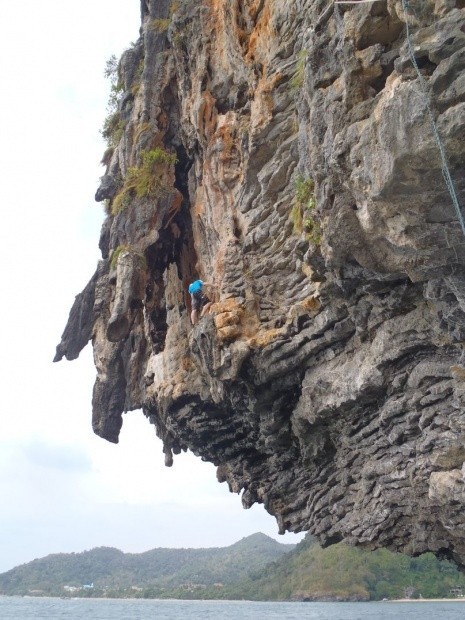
0 1 303 573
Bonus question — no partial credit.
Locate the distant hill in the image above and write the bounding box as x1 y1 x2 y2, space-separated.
3 532 465 601
233 534 465 602
0 533 295 597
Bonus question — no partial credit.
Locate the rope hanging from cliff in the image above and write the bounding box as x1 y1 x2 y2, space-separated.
401 0 465 238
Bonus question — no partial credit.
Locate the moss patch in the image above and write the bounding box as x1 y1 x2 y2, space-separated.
111 148 177 215
149 18 171 33
291 50 308 89
291 176 321 245
110 244 147 270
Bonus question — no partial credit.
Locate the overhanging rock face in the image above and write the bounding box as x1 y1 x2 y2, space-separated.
56 0 465 566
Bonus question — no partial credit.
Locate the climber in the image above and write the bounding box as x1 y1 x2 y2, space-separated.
188 279 213 325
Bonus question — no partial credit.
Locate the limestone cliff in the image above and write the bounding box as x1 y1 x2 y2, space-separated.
55 0 465 566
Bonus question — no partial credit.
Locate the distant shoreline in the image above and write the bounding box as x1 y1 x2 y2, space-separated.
3 594 465 603
389 598 465 603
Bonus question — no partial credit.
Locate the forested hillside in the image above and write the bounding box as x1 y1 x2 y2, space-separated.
0 533 293 596
2 533 465 601
235 535 465 602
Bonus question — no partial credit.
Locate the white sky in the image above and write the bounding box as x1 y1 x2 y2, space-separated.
0 1 303 573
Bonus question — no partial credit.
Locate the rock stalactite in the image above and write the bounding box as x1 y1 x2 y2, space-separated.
55 0 465 567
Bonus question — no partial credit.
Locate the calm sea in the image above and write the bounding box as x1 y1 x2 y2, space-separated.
1 598 465 619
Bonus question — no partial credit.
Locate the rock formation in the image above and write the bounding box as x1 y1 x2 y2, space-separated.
55 0 465 567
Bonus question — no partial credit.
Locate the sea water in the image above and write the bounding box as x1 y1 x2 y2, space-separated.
2 598 465 620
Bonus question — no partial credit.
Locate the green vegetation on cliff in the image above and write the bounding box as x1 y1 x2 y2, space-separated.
2 533 465 601
111 148 177 214
290 176 321 245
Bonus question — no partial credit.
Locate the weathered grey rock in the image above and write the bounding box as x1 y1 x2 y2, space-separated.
95 174 117 202
107 250 146 342
56 0 465 567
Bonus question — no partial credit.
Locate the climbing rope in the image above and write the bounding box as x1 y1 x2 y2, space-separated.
401 0 465 237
